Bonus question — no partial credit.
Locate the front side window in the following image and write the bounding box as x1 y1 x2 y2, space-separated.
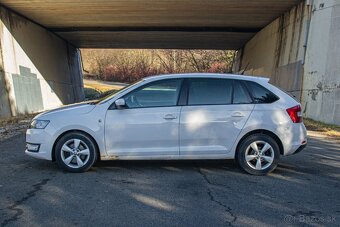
245 81 279 103
188 78 232 105
124 79 182 108
98 80 143 104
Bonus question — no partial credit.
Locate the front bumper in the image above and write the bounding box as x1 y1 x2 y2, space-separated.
25 126 55 161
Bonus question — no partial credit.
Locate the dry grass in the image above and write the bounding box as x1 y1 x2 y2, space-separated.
304 118 340 138
0 114 35 141
83 80 125 100
0 114 35 128
84 83 114 93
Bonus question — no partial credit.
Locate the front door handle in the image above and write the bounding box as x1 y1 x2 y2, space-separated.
163 114 177 120
231 112 245 117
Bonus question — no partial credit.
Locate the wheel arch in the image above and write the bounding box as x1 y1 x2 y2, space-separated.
235 129 284 158
52 129 101 162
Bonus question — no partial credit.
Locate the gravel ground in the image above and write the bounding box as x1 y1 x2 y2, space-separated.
0 119 31 142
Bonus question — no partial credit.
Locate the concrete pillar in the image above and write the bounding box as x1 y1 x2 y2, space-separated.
0 30 12 118
234 2 308 101
0 6 84 118
234 1 340 125
302 0 340 125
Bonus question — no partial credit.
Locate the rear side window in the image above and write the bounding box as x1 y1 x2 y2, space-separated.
245 81 279 103
233 81 252 104
188 78 232 105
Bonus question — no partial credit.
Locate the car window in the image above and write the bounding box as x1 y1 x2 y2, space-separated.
233 80 252 104
97 80 143 104
124 79 182 108
188 78 232 105
245 81 279 103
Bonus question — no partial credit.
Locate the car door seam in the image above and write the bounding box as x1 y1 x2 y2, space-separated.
178 106 183 157
230 104 256 154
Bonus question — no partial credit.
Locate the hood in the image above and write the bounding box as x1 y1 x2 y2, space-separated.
35 101 96 119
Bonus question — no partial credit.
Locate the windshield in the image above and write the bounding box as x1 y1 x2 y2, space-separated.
93 80 144 104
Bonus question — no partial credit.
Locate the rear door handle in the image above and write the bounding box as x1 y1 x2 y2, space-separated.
231 112 245 117
163 114 177 120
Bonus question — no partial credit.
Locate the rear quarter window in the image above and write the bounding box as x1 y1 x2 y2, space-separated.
245 81 279 104
233 80 252 104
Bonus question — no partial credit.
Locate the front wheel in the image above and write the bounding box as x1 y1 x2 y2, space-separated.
236 134 280 175
55 132 97 173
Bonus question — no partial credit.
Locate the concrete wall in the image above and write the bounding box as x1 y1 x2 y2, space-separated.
234 2 308 101
0 6 84 118
235 0 340 125
302 0 340 125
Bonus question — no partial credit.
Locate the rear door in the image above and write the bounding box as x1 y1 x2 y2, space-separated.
179 78 254 156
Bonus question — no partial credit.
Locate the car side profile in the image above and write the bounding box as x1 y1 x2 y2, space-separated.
25 73 307 175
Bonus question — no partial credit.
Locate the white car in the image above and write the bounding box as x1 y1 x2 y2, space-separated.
26 73 307 175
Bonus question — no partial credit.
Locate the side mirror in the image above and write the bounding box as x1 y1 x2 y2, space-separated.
115 98 126 109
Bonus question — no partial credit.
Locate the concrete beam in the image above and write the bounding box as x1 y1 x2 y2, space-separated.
57 30 256 50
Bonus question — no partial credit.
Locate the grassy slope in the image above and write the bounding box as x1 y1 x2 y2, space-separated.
304 118 340 138
83 80 125 100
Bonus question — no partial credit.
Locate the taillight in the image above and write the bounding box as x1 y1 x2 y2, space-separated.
286 105 302 123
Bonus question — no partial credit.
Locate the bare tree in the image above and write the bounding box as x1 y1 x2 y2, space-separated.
81 49 236 83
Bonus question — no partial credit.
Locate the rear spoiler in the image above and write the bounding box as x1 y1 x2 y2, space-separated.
235 73 270 83
255 77 270 83
236 67 270 83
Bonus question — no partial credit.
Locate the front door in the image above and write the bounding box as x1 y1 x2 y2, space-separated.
105 79 183 157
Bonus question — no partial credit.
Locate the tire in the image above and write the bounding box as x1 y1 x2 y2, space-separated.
236 134 280 175
55 132 97 173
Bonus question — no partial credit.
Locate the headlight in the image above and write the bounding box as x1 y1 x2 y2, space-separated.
30 120 50 129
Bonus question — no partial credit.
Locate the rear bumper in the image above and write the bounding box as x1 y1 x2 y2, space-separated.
292 143 307 155
278 122 307 156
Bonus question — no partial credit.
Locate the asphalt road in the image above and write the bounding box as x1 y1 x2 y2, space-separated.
0 133 339 227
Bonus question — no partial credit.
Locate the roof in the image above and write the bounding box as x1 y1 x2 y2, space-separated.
143 73 270 82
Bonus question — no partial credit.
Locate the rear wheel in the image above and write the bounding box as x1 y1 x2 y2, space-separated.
236 134 280 175
55 132 97 173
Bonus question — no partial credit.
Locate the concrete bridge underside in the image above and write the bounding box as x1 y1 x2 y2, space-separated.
1 0 300 49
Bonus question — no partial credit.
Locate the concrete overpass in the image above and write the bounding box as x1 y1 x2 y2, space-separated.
0 0 339 125
1 0 300 49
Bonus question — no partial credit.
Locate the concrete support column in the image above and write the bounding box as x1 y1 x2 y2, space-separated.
302 0 340 125
0 28 12 118
234 2 308 101
234 1 340 125
0 6 84 118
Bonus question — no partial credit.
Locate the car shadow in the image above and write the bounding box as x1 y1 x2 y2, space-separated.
93 159 242 173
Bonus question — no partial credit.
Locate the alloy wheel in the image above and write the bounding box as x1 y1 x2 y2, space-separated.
244 140 274 170
60 139 90 168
